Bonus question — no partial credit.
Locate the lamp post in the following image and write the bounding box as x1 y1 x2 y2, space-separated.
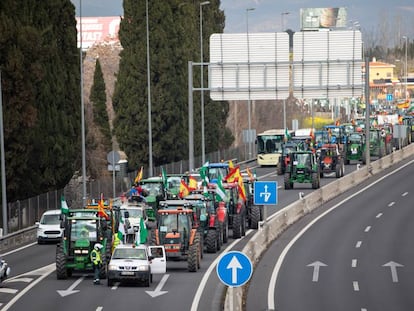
281 12 290 31
246 7 255 158
146 0 153 176
79 0 87 205
200 1 210 165
403 36 408 100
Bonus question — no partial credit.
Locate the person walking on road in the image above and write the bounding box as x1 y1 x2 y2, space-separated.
90 243 103 285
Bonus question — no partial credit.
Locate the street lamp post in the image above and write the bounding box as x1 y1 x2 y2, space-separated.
281 12 290 31
146 0 153 176
246 7 255 158
79 0 87 205
200 1 210 165
403 36 408 100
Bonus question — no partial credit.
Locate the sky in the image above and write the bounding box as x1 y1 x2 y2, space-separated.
70 0 414 37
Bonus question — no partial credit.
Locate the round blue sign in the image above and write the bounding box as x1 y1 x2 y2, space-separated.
216 251 253 287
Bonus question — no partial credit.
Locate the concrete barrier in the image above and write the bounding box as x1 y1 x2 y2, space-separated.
224 143 414 310
0 226 37 253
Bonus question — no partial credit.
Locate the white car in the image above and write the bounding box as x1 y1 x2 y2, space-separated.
107 244 166 287
36 209 63 244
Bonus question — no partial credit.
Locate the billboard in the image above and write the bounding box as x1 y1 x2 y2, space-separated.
75 16 121 49
300 8 347 30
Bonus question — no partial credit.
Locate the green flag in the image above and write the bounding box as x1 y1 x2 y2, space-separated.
284 128 291 141
139 217 148 245
215 176 226 202
162 167 168 189
61 195 69 215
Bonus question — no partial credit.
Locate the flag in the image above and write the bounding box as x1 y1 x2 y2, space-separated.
215 175 226 202
246 167 254 181
117 216 125 242
139 217 148 244
161 167 168 189
61 195 69 215
234 167 247 202
199 165 210 196
134 166 143 184
224 166 239 182
188 175 198 190
284 128 291 141
98 198 109 220
179 179 190 198
228 159 234 169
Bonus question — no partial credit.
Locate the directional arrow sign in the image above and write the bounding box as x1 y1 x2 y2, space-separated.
382 261 403 283
216 251 252 287
254 181 277 205
307 261 327 282
57 275 85 297
145 274 169 298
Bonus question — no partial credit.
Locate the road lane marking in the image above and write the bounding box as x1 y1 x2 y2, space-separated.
355 241 362 248
353 281 360 291
352 259 357 268
96 307 103 311
402 192 408 196
267 158 414 310
0 288 18 294
388 202 395 207
364 226 371 232
376 213 383 218
5 278 33 283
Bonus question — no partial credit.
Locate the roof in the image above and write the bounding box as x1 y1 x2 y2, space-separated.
42 209 61 215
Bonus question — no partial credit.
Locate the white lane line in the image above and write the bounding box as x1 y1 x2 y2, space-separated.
388 202 395 207
0 288 18 294
376 213 383 218
352 259 358 268
111 282 120 290
267 158 414 310
2 242 37 256
5 278 33 283
353 281 360 291
361 308 368 311
402 192 408 197
364 226 371 232
96 307 103 311
355 241 362 248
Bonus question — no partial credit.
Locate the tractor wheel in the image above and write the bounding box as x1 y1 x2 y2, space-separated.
284 173 292 189
241 214 246 236
277 162 283 175
206 229 218 253
217 228 222 251
56 244 68 280
232 214 242 239
187 244 198 272
311 172 320 189
250 205 260 229
341 162 345 177
99 255 108 279
335 164 341 178
221 221 229 244
195 233 202 269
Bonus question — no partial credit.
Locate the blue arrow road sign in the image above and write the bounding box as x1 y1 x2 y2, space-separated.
216 251 253 287
386 94 393 101
253 181 277 205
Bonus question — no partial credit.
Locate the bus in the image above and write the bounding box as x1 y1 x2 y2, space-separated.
256 129 292 166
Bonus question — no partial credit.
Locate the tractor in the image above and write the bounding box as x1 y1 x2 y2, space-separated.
284 151 320 189
345 132 365 164
241 172 263 230
56 207 115 279
222 181 246 239
318 144 345 178
150 203 202 272
362 128 387 163
277 141 300 175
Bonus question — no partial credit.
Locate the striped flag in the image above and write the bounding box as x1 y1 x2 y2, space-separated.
134 166 143 184
215 176 226 202
117 216 126 242
61 195 69 215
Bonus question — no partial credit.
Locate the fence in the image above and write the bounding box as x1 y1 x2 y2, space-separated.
0 144 254 235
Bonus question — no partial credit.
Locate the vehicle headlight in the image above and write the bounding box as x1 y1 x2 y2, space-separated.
81 249 89 254
108 264 118 271
74 250 82 254
138 265 149 271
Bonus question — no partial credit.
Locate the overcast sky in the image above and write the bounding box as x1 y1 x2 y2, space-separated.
71 0 414 37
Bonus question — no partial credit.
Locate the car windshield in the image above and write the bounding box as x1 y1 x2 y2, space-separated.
70 220 97 241
123 208 143 218
293 153 311 166
141 183 162 196
112 248 147 260
40 214 60 225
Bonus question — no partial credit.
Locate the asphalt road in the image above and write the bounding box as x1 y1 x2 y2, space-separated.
246 156 414 311
0 162 363 311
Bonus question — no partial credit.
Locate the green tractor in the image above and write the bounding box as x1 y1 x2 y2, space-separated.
56 207 115 279
345 132 365 164
139 177 166 221
362 128 386 164
284 151 320 189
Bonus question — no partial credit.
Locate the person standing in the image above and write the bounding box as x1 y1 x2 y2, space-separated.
90 243 103 285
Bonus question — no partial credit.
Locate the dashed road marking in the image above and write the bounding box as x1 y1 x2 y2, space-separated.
388 202 395 207
352 259 358 268
0 288 19 294
353 281 360 291
376 213 383 218
5 277 33 283
364 226 371 232
402 192 408 197
355 241 362 248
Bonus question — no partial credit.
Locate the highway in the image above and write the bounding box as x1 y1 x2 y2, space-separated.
246 156 414 311
0 161 397 311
